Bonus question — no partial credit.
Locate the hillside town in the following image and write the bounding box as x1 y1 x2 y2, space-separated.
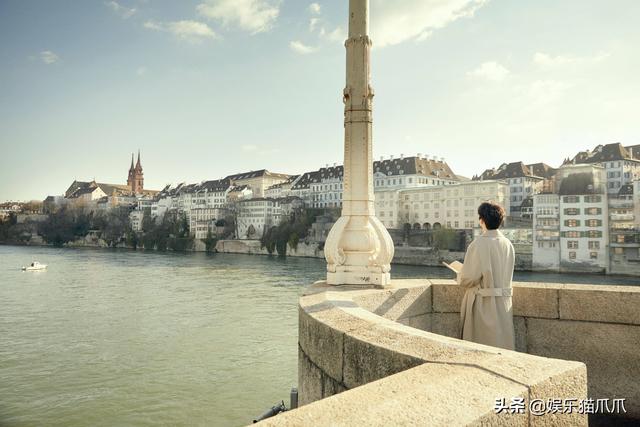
2 142 639 276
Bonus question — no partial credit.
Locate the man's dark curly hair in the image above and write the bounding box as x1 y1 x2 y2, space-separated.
478 202 505 230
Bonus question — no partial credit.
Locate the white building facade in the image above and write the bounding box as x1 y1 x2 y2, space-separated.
532 194 561 270
532 164 609 272
236 198 282 240
375 180 510 230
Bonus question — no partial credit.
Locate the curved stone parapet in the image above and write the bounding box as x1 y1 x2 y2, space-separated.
256 279 640 426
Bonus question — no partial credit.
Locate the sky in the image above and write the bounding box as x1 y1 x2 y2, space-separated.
1 0 639 201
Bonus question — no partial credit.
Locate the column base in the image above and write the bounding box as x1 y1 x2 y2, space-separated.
326 267 391 288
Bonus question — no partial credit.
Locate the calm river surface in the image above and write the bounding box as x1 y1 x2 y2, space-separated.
1 245 637 426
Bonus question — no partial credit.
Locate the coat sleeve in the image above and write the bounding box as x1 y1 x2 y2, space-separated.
457 240 483 289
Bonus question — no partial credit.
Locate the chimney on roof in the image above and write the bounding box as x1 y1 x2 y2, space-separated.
417 153 422 159
400 153 404 159
333 163 337 167
380 156 383 161
390 155 394 160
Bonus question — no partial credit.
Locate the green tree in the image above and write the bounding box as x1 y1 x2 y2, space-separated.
101 208 131 247
38 207 90 247
260 207 318 256
126 230 139 250
202 229 218 253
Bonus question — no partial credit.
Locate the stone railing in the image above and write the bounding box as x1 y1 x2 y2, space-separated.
255 279 640 426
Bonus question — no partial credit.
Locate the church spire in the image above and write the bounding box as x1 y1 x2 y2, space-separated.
129 153 134 171
135 149 142 170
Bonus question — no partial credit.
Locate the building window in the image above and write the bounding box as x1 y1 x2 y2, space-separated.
567 241 579 249
584 195 602 203
585 207 602 215
564 219 580 227
564 208 580 215
590 252 598 260
586 230 602 238
588 241 600 250
563 196 580 203
569 252 576 259
586 219 601 227
563 231 580 238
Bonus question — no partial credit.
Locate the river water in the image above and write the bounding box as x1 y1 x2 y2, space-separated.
0 245 637 427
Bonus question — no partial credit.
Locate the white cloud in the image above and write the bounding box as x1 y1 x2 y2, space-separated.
533 52 609 69
197 0 280 34
303 2 345 46
144 20 217 42
371 0 489 48
309 17 320 32
290 40 316 54
320 26 346 43
309 3 321 15
467 61 510 81
105 1 137 19
40 50 60 64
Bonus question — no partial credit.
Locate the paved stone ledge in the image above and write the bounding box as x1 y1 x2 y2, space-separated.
256 279 639 426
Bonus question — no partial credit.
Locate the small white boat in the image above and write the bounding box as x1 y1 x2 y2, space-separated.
22 261 47 271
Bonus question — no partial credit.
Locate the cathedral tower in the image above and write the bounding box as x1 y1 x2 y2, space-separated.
127 151 144 194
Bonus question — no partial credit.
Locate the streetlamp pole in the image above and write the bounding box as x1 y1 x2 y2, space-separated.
324 0 394 287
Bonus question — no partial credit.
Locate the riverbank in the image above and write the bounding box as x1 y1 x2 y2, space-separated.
215 239 532 270
4 238 639 279
3 243 639 286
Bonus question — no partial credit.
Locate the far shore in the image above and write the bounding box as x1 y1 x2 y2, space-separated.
3 241 640 285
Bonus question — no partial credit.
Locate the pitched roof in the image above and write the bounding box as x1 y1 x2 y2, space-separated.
266 175 300 190
475 162 544 180
318 165 343 180
526 163 557 179
520 196 534 208
625 144 640 160
565 143 640 165
373 156 457 179
291 171 321 190
617 184 634 196
228 184 251 193
64 180 154 199
558 172 601 195
225 169 290 181
308 156 459 183
199 178 231 192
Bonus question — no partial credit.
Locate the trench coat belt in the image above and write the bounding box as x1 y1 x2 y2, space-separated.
460 285 513 339
474 287 513 297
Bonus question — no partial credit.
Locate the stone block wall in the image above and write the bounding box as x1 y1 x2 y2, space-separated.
257 279 640 426
424 280 640 419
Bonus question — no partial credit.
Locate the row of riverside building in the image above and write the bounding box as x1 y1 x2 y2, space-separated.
44 143 640 275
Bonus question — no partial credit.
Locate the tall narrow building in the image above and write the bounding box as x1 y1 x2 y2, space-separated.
127 151 144 194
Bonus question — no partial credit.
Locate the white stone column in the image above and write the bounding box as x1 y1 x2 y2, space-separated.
324 0 394 287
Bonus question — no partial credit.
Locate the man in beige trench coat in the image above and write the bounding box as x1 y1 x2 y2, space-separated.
457 202 516 350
